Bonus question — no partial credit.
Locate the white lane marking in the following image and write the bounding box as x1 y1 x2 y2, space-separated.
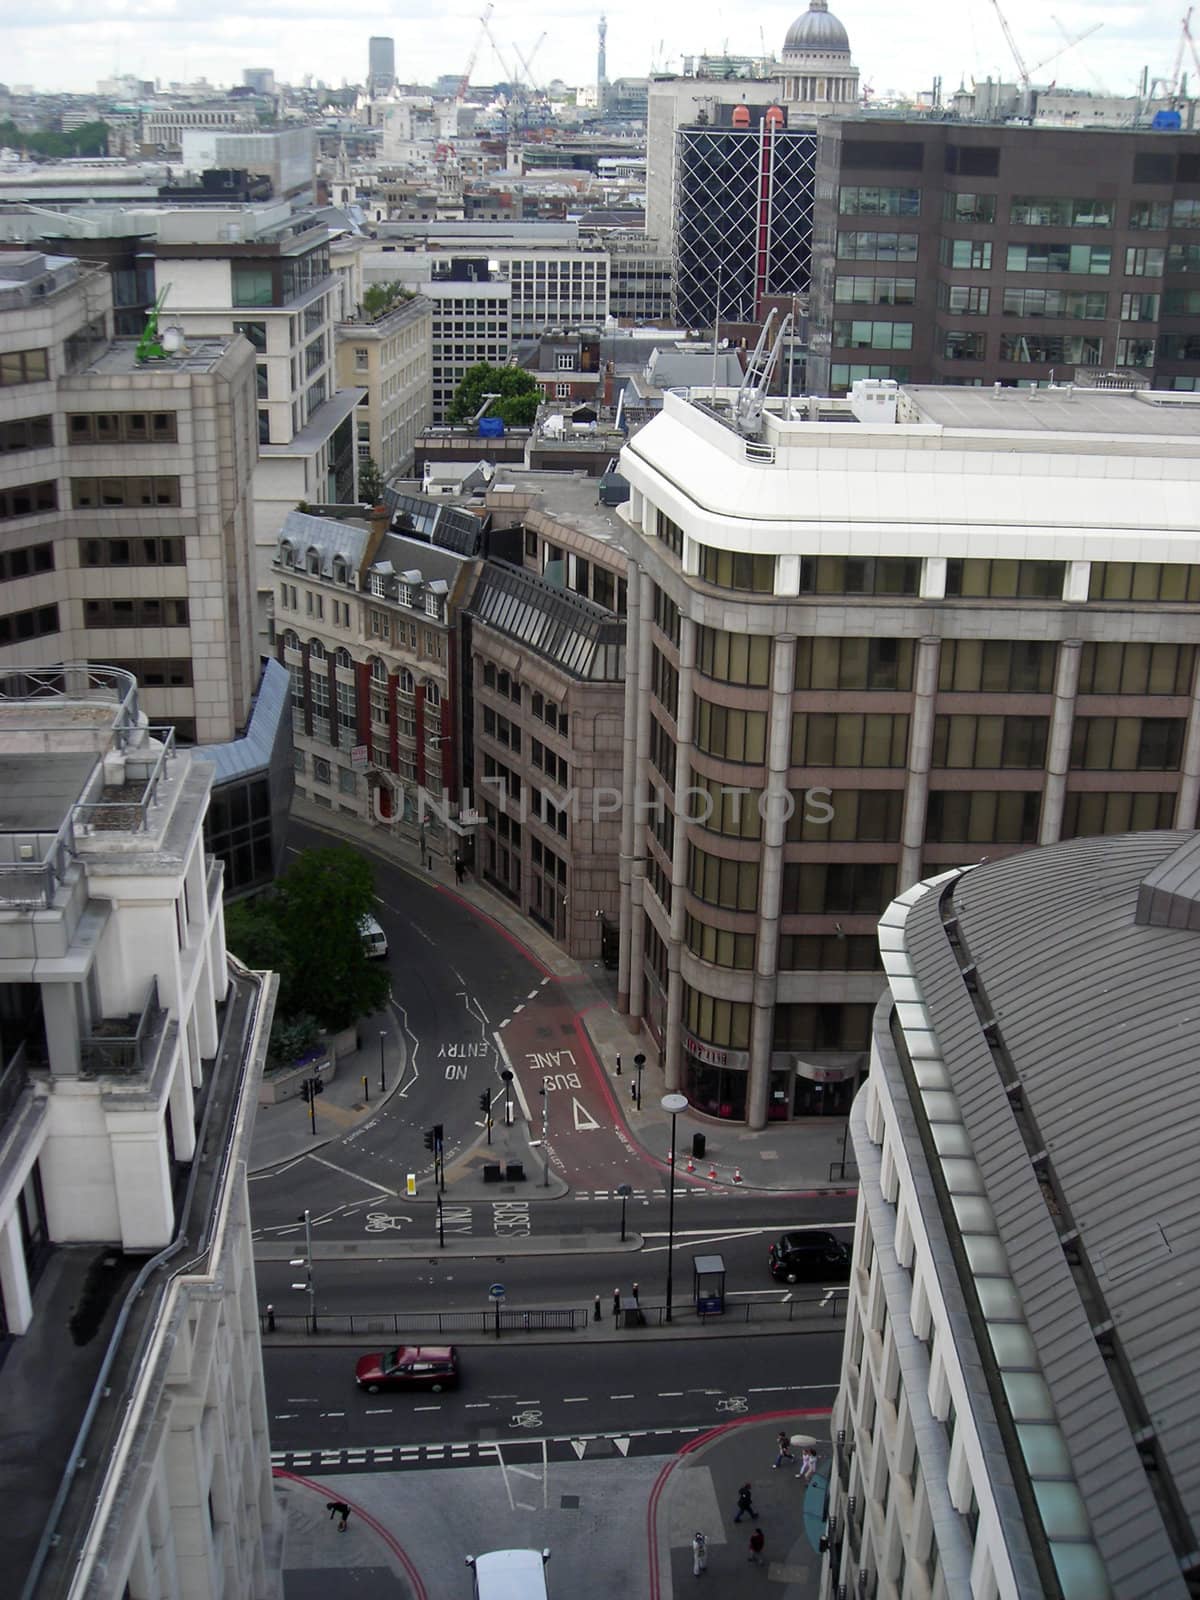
572 1097 600 1132
611 1393 635 1399
493 1031 532 1120
513 1004 525 1015
413 1404 442 1411
306 1152 399 1195
748 1386 788 1393
658 1392 683 1398
464 1402 491 1410
540 976 551 985
274 1413 298 1420
527 989 540 1000
364 1407 393 1414
563 1396 588 1403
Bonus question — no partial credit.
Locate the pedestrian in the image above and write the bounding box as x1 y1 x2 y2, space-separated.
454 854 465 884
733 1482 759 1522
326 1501 351 1531
691 1531 708 1576
630 1077 637 1102
748 1528 765 1566
773 1430 795 1469
797 1448 818 1482
612 1287 622 1319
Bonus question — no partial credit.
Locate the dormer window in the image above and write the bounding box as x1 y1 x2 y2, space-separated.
333 557 348 585
396 582 412 607
279 540 293 567
369 572 386 598
307 549 321 575
425 592 441 618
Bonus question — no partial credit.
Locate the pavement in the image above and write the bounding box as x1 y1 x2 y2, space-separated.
264 799 849 1600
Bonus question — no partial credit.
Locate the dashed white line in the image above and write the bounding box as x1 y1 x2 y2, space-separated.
512 1003 525 1015
658 1391 683 1398
611 1393 635 1400
413 1404 442 1412
464 1402 491 1410
364 1407 393 1414
526 989 540 1000
563 1396 588 1403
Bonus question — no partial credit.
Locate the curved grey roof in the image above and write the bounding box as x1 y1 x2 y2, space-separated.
783 0 851 56
893 833 1200 1597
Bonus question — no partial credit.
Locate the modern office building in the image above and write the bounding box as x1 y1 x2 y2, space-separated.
0 249 261 744
467 473 629 957
808 117 1200 393
0 664 280 1600
615 380 1200 1126
606 238 673 325
336 288 434 481
368 36 396 98
828 829 1200 1600
425 263 512 423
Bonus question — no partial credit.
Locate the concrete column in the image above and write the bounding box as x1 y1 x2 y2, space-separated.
899 638 941 890
617 563 643 1012
626 570 658 1021
42 981 82 1078
1039 640 1082 846
663 616 697 1092
1175 649 1200 828
1064 561 1091 603
747 635 797 1131
0 1209 32 1334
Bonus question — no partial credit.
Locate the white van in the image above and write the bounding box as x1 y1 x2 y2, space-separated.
359 913 388 959
466 1549 550 1600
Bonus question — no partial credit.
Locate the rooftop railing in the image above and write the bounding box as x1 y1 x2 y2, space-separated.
80 978 167 1078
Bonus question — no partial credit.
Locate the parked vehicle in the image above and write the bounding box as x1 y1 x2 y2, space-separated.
466 1548 550 1600
359 912 388 959
354 1345 458 1393
768 1231 851 1284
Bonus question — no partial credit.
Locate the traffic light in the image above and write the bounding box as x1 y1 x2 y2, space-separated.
433 1123 444 1149
423 1128 435 1151
312 1076 324 1096
479 1090 491 1113
300 1081 311 1103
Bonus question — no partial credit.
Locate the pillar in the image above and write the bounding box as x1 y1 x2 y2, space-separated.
1175 648 1200 829
617 564 643 1012
899 638 941 890
746 635 796 1130
663 616 697 1092
1039 640 1082 846
626 570 657 1021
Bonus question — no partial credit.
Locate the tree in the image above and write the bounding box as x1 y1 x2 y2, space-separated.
224 846 390 1034
362 281 413 321
447 362 540 428
358 457 384 504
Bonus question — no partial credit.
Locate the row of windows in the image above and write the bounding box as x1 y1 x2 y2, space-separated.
107 657 194 688
0 481 56 521
1004 242 1111 275
0 541 54 583
796 636 914 691
833 320 913 351
649 714 676 783
939 639 1053 693
837 231 919 262
482 705 521 751
81 536 185 567
791 713 911 769
71 477 181 509
697 626 771 687
839 186 920 217
530 690 568 735
530 737 569 787
0 602 58 645
0 348 49 387
697 545 776 594
782 860 898 915
0 415 52 453
83 597 190 629
834 276 916 306
67 411 177 444
1089 562 1200 603
931 714 1047 768
481 661 522 703
800 556 921 597
946 558 1064 599
695 701 768 765
656 510 684 558
651 646 679 720
652 582 681 649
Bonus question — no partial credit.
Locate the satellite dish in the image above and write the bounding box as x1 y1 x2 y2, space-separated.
160 326 185 353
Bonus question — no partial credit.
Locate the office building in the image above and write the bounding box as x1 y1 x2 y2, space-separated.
606 238 673 325
336 283 434 482
615 380 1200 1126
808 118 1200 393
0 664 280 1600
0 250 260 745
425 263 512 423
368 36 396 98
828 829 1200 1599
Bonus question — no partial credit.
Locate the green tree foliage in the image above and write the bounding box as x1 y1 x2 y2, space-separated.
362 281 413 321
224 846 390 1033
0 119 110 158
447 362 540 428
358 457 384 504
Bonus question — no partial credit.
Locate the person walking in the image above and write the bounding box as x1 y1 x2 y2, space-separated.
748 1528 766 1566
454 855 466 885
797 1448 818 1482
326 1501 351 1531
733 1482 759 1522
773 1430 796 1469
691 1531 708 1576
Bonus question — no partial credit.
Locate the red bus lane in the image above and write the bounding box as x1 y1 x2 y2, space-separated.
497 989 687 1192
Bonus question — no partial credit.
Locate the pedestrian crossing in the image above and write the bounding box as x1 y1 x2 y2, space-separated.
573 1186 730 1201
271 1425 706 1476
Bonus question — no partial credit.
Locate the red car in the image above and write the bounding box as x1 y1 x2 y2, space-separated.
354 1345 459 1394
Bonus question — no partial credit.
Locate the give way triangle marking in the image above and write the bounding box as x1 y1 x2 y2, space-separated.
613 1437 631 1456
572 1097 600 1132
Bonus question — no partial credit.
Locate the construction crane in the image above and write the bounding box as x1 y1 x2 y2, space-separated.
457 2 493 102
988 0 1103 102
1051 14 1108 95
481 10 520 88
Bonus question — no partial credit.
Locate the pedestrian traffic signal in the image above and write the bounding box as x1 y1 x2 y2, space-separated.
423 1128 435 1151
433 1123 444 1149
479 1090 491 1113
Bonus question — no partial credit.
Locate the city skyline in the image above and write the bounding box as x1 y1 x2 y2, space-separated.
0 0 1184 108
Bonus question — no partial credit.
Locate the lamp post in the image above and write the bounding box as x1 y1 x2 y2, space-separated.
539 1087 550 1187
616 1181 632 1242
501 1068 514 1125
661 1092 688 1323
634 1053 646 1111
291 1208 317 1333
378 1029 386 1094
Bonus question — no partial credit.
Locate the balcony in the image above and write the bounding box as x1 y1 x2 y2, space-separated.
80 978 169 1078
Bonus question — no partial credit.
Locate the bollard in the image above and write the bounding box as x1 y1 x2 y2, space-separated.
362 1074 369 1103
668 1148 674 1165
613 1288 622 1319
594 1294 602 1322
266 1304 275 1333
632 1281 639 1300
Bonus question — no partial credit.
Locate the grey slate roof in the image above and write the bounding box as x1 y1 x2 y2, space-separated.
902 834 1200 1598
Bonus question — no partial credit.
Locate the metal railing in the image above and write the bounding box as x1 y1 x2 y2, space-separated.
0 1041 30 1127
80 978 166 1076
74 726 177 836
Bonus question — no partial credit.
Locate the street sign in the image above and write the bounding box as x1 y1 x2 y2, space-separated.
488 1282 506 1301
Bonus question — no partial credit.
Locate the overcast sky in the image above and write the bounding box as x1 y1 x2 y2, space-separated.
0 0 1184 107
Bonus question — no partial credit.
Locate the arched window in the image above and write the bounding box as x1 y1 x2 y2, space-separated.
335 647 353 669
370 657 388 683
398 667 415 695
279 540 293 566
424 680 441 709
307 548 322 575
333 557 348 585
282 629 299 650
309 639 326 660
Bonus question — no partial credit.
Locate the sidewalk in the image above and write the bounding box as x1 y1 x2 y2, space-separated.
262 798 859 1198
652 1417 831 1599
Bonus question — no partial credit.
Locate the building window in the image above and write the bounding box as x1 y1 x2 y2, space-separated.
313 757 332 785
685 914 756 970
999 333 1103 365
790 713 910 767
687 845 759 911
696 626 771 686
1078 641 1195 696
1089 563 1200 603
1000 288 1107 319
0 542 54 581
697 545 776 593
1069 717 1184 771
83 597 190 628
939 239 992 270
1005 242 1111 275
942 330 987 361
70 477 181 509
943 193 996 223
945 559 1064 599
233 320 268 352
833 320 913 351
354 346 369 370
687 771 763 839
683 982 753 1048
799 557 920 598
656 510 684 557
1061 791 1176 839
0 481 57 520
788 788 904 842
925 790 1041 844
794 636 914 690
0 348 50 386
81 536 185 567
839 186 920 217
1009 195 1114 227
938 640 1055 693
68 411 177 444
773 1002 873 1050
837 231 918 262
0 415 53 453
0 603 59 646
694 700 767 764
556 352 575 370
338 767 357 795
931 715 1049 768
779 933 882 971
835 276 917 306
781 862 898 915
231 265 275 307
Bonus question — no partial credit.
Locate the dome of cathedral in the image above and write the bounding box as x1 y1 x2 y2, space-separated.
783 0 851 56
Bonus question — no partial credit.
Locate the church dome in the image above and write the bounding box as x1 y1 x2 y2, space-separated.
783 0 851 56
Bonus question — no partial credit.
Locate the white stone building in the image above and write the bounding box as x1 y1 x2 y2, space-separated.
0 663 280 1600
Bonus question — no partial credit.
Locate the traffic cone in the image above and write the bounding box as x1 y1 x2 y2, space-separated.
686 1155 695 1173
733 1167 743 1184
668 1149 674 1164
707 1162 717 1181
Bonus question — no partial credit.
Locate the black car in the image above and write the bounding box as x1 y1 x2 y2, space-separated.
768 1231 852 1284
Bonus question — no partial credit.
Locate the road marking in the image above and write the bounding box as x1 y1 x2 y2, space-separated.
571 1097 600 1132
611 1393 635 1400
464 1403 491 1410
614 1438 631 1456
512 1004 525 1015
364 1408 392 1414
413 1405 442 1412
307 1154 399 1196
570 1439 587 1459
658 1392 683 1398
493 1031 532 1120
563 1396 588 1403
527 989 540 1000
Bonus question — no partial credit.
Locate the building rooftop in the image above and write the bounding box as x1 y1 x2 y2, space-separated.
490 467 628 547
884 832 1200 1596
83 335 239 376
905 384 1200 439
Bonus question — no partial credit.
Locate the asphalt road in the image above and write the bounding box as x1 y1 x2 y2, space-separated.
265 1334 844 1465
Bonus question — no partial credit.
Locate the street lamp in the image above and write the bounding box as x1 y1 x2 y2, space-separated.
616 1181 632 1242
290 1208 317 1333
634 1053 646 1111
501 1068 514 1125
379 1029 386 1094
539 1087 550 1187
661 1092 688 1323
